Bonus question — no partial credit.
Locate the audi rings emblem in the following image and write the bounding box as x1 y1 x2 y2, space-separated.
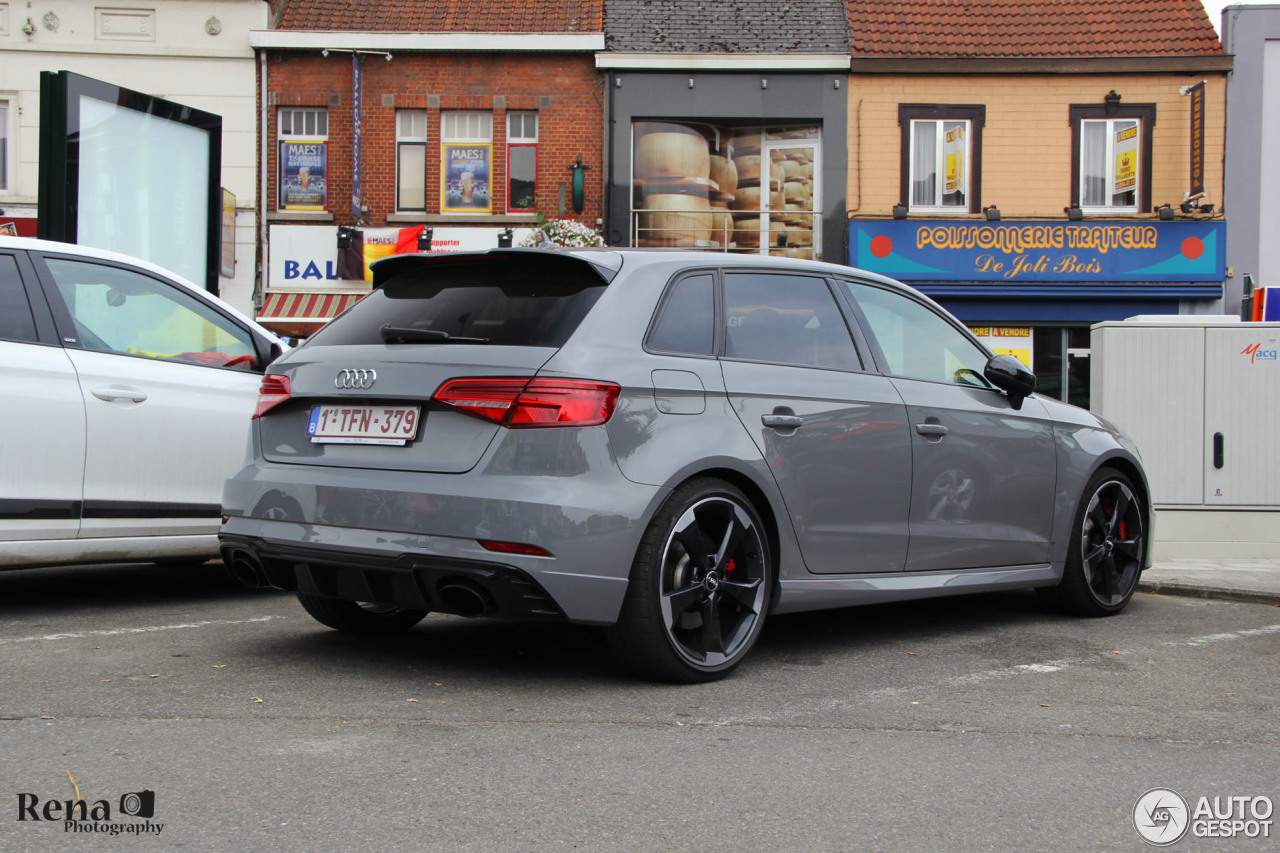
335 368 377 390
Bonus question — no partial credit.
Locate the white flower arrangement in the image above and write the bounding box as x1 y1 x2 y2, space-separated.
518 218 605 248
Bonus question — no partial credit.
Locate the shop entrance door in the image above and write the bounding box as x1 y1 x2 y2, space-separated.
761 132 821 261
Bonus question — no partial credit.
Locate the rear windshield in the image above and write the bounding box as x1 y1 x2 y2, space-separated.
305 256 607 348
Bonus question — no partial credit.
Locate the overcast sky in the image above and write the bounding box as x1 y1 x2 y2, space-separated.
1200 0 1276 37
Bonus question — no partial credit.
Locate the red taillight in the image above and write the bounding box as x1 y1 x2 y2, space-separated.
477 540 553 557
252 374 292 419
433 378 619 428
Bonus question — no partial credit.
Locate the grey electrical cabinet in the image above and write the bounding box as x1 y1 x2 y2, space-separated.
1092 319 1280 556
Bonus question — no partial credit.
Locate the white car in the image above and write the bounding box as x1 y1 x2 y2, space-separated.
1 237 285 568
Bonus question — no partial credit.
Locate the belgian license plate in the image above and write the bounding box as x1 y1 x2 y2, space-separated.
307 404 421 445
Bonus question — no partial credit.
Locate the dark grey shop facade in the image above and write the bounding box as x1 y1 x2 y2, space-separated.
600 66 849 262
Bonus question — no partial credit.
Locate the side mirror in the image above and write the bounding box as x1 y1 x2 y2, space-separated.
984 354 1036 410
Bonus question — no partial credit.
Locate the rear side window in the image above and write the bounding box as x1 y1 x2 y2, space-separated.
0 254 38 343
309 256 607 348
723 272 861 370
648 273 714 355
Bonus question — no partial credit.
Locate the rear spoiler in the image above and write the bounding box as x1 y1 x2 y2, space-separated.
370 248 622 290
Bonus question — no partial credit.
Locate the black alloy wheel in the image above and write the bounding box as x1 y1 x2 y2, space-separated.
609 478 771 682
1040 467 1146 616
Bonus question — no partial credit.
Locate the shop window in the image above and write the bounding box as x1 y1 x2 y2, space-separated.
396 110 427 211
507 111 538 213
630 121 821 259
1070 102 1155 213
441 110 493 213
898 105 985 214
277 108 328 212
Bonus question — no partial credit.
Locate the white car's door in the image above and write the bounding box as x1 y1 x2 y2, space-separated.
36 254 264 539
0 250 86 546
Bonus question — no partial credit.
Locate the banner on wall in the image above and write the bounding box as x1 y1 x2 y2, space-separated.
441 144 492 213
1188 81 1206 198
267 224 535 288
848 220 1226 283
279 141 327 210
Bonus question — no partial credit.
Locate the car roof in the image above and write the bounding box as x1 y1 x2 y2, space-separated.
370 246 910 292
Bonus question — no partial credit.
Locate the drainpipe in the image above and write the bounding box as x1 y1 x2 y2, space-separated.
606 70 617 245
257 48 268 308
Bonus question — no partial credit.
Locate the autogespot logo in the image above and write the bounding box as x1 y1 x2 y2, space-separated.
1134 788 1190 846
1134 788 1275 845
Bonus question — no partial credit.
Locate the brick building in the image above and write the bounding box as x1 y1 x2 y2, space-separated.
252 0 604 336
841 0 1231 406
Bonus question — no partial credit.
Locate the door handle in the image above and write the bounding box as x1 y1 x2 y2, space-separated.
761 414 804 429
915 423 949 437
1213 432 1224 469
91 386 148 403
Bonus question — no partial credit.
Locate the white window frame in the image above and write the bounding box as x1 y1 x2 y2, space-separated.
441 110 492 143
506 111 538 213
1079 117 1140 214
278 107 328 141
396 109 427 212
276 108 328 212
0 93 16 195
909 118 971 213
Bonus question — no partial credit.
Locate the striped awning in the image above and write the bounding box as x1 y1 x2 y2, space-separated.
257 290 368 337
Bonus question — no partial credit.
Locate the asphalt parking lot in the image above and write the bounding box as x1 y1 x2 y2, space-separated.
2 561 1277 851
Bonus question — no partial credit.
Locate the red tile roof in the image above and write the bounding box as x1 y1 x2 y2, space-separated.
277 0 603 33
847 0 1222 58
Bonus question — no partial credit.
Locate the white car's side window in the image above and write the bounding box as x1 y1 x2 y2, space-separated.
0 254 39 343
44 258 258 370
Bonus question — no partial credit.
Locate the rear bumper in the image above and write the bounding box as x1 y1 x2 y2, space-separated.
220 532 569 621
220 451 665 624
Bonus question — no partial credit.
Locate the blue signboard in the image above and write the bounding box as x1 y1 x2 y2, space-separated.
848 220 1225 283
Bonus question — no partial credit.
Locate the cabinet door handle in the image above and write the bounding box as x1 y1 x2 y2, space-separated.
1213 432 1224 469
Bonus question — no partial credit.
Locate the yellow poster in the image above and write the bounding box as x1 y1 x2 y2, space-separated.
1114 125 1138 193
944 125 965 194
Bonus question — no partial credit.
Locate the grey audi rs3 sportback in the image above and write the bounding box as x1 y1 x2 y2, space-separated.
220 248 1151 682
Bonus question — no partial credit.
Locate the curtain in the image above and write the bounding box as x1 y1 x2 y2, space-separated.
911 121 937 206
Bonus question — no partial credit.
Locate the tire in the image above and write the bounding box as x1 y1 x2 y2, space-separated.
296 593 428 634
1039 467 1147 616
607 478 772 683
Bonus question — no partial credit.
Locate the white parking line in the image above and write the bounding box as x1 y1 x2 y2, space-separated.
1175 624 1280 645
0 616 283 647
867 623 1280 699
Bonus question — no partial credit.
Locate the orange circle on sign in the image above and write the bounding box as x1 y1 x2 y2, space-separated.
870 235 893 258
1181 236 1204 260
